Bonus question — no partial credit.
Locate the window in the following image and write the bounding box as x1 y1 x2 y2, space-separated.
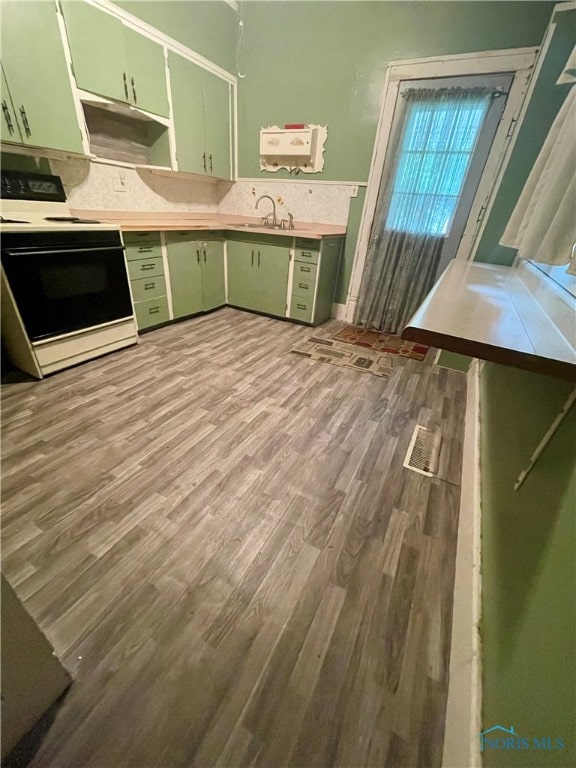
385 95 490 236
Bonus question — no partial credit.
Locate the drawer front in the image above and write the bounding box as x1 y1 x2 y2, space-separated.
127 256 164 280
125 243 163 262
294 248 319 265
123 231 162 247
292 261 318 295
134 296 170 330
290 295 313 323
130 275 167 303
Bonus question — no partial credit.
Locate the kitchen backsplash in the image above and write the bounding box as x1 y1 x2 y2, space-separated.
49 158 220 213
44 157 358 225
217 180 357 225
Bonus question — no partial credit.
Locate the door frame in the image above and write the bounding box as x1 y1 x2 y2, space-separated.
344 47 538 323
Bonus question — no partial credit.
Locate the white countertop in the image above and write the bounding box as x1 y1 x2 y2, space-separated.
402 260 576 380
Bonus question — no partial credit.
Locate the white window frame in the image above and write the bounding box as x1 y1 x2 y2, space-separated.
344 47 539 323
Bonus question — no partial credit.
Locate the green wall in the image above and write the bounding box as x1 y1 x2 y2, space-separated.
480 363 576 767
475 9 575 265
238 1 555 181
111 0 238 73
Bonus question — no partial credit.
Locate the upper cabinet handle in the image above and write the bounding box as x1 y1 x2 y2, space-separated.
123 72 129 100
19 106 31 137
131 76 137 104
2 101 14 134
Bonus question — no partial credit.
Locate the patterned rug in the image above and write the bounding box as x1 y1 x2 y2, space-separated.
290 337 395 378
331 325 429 361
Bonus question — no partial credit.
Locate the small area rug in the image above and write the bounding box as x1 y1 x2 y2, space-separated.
290 337 395 378
331 325 429 361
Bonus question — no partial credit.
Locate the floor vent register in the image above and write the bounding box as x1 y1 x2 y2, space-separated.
403 425 442 477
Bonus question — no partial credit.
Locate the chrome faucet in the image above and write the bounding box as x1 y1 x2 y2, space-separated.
255 195 277 226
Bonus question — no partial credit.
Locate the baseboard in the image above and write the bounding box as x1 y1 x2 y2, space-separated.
331 302 347 321
442 359 483 768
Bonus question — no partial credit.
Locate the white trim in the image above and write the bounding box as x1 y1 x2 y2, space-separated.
331 302 347 321
469 24 557 260
285 245 295 318
553 1 576 12
442 358 483 768
160 232 174 321
344 47 539 324
237 178 368 187
88 0 237 83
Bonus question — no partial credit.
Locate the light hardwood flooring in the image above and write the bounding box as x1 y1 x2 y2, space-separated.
1 308 466 768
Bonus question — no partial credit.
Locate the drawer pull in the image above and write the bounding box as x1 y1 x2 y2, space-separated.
149 306 160 315
140 264 155 271
300 266 311 273
144 283 156 290
296 303 307 310
138 246 153 253
301 251 312 258
298 282 309 290
136 233 149 237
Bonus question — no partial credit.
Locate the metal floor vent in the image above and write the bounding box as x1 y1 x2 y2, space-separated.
403 425 442 477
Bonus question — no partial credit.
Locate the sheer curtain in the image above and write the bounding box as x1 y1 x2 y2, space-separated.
356 86 492 333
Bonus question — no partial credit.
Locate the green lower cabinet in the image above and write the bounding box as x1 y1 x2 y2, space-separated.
289 237 343 326
135 296 170 330
166 236 204 318
166 233 225 318
201 241 226 310
227 239 290 318
226 240 260 310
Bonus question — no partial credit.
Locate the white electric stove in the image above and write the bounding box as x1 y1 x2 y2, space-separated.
1 169 137 379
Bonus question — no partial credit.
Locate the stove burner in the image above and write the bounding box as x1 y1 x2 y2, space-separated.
0 216 30 224
44 216 101 224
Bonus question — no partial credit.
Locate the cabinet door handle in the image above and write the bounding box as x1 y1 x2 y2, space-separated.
131 76 137 104
258 251 261 268
298 282 308 290
203 250 207 263
196 249 201 263
144 283 156 290
1 101 14 134
19 106 31 137
209 154 213 173
203 153 207 172
123 71 129 100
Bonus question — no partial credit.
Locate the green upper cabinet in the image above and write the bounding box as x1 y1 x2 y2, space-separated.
168 54 206 176
121 25 169 118
62 1 169 118
0 1 83 153
202 72 231 180
168 51 232 179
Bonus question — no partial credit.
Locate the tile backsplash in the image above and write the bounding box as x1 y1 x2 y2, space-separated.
50 158 220 212
47 157 359 225
217 180 356 225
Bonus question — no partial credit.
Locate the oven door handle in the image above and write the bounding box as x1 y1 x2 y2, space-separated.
3 246 125 257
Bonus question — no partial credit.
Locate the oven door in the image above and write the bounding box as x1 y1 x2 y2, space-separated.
2 232 133 342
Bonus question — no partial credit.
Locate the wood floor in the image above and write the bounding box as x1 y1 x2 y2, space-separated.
1 308 466 768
